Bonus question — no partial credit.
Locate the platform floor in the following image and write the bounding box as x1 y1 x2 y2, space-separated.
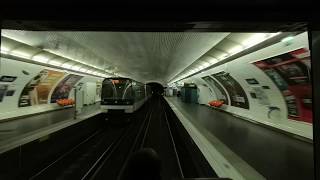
166 97 314 180
0 103 101 153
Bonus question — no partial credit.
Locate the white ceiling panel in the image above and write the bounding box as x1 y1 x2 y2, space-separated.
2 30 229 83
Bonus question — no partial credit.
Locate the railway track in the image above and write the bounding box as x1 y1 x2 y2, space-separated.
29 99 152 180
29 95 217 180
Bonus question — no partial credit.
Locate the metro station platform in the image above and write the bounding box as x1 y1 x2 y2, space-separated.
0 103 101 154
165 97 314 180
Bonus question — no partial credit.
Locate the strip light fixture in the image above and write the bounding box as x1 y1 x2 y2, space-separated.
32 55 50 63
48 59 64 66
168 32 281 85
1 41 112 78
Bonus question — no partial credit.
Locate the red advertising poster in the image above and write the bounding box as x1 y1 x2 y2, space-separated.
253 48 312 123
19 69 65 107
50 74 83 103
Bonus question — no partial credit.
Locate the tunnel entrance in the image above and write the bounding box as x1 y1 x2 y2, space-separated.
147 82 164 95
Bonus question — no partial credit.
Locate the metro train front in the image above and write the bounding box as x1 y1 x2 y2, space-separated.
100 78 152 113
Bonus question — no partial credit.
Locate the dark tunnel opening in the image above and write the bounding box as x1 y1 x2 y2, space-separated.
147 82 164 95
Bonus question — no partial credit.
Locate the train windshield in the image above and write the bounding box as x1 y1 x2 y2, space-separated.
101 79 133 99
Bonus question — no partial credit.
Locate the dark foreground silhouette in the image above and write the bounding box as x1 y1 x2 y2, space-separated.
120 148 162 180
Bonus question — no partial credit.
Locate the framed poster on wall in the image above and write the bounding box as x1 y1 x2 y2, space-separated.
18 69 65 107
201 76 229 104
50 74 83 103
212 71 249 109
253 48 312 123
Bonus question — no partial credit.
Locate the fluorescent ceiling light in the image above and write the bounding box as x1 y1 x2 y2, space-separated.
32 55 50 63
79 67 88 72
269 32 281 37
71 65 81 71
218 53 228 60
61 63 73 69
1 46 10 53
242 33 267 48
87 70 93 74
228 45 243 54
0 49 9 54
202 62 210 67
208 58 218 64
281 36 294 42
2 37 113 79
44 50 80 63
169 32 283 85
49 60 63 66
11 50 31 59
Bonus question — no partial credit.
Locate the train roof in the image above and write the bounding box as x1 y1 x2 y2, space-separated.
104 77 131 80
103 77 145 84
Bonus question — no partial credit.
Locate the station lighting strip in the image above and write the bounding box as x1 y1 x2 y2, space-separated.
168 32 282 86
0 37 115 78
41 49 108 73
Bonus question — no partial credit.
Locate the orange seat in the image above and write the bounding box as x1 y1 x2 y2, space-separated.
208 100 224 107
56 99 75 106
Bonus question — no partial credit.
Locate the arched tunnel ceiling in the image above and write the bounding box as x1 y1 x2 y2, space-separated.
1 30 229 84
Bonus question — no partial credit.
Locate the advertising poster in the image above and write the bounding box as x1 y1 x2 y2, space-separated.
253 48 312 123
19 69 65 107
201 76 229 104
212 71 249 109
50 74 83 103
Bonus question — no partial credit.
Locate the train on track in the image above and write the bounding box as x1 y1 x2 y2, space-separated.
101 77 152 113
